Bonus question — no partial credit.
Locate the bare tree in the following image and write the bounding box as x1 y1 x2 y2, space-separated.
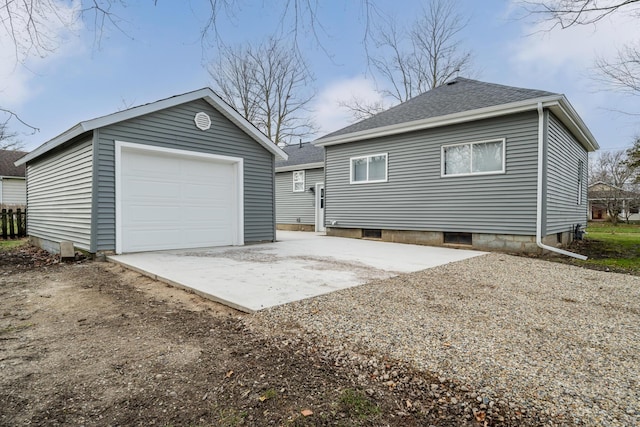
209 38 316 145
520 1 640 96
341 0 472 120
372 0 471 102
0 0 137 62
626 136 640 181
594 44 640 95
210 44 261 125
1 1 368 139
337 96 386 123
0 0 133 134
521 0 640 29
0 120 25 151
589 149 639 223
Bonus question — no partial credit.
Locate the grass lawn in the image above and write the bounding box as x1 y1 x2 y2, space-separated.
0 239 27 251
572 222 640 274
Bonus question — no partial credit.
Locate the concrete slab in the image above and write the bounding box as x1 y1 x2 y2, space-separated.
108 231 486 313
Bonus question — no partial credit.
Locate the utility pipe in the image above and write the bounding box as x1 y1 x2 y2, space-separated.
536 102 588 260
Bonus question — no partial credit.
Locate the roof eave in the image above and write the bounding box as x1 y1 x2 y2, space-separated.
275 161 324 172
200 93 287 160
314 94 599 152
14 123 89 166
15 88 288 166
543 97 599 152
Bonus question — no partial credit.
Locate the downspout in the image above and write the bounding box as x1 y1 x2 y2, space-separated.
536 103 588 260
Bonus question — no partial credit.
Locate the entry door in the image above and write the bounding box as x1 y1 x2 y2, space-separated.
315 183 325 232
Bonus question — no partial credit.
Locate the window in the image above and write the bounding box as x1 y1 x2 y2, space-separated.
350 153 388 184
293 170 305 192
577 160 584 205
442 139 505 177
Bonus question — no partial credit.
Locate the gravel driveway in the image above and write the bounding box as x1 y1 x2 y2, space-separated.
254 253 640 426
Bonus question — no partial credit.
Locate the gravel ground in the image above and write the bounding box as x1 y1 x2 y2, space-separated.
252 253 640 426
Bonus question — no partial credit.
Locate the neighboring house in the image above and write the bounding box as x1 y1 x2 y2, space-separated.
314 78 599 254
588 182 640 222
15 88 287 255
275 142 325 231
0 149 28 208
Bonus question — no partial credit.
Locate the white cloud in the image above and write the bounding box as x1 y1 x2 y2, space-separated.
508 7 638 84
0 1 82 107
502 4 640 150
311 76 386 136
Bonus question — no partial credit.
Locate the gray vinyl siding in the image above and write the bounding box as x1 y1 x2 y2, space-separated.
325 111 540 235
1 179 26 205
95 99 274 250
276 167 324 225
26 139 93 249
545 112 589 234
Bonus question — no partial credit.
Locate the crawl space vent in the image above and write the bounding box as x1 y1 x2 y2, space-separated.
194 112 211 131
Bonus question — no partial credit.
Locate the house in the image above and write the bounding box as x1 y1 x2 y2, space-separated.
15 88 287 255
314 78 599 254
275 142 325 231
588 182 640 222
0 149 28 208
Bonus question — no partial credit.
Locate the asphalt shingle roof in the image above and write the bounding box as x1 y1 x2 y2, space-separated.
0 150 28 177
321 77 558 139
275 142 324 168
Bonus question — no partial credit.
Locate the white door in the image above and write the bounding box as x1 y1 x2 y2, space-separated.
315 183 325 232
116 142 243 253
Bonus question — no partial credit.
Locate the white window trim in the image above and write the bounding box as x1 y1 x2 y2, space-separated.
441 138 506 178
350 152 388 184
292 170 305 192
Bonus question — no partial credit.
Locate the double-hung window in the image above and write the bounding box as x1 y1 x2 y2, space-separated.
350 153 388 184
442 139 505 177
293 170 305 192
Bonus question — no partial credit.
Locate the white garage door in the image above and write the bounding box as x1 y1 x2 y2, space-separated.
117 143 243 253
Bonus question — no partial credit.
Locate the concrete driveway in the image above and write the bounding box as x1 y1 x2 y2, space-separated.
108 231 485 312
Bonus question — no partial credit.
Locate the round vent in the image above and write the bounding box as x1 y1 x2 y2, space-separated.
194 112 211 130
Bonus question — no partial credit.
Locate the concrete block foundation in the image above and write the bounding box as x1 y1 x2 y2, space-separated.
326 227 575 255
277 223 315 232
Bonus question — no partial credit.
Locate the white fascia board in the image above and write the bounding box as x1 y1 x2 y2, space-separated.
314 94 599 153
15 88 288 166
543 97 599 152
14 123 88 166
201 93 288 161
314 96 562 147
275 162 324 173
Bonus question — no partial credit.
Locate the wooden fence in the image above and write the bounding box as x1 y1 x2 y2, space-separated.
1 208 26 239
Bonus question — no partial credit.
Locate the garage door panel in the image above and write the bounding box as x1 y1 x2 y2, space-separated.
125 179 181 199
183 228 232 246
125 230 183 252
181 183 233 201
183 206 232 221
125 204 182 222
119 145 241 253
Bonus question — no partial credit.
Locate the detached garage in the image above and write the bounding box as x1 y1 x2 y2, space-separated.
15 88 287 255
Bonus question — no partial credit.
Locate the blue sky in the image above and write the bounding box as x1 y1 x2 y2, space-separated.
1 0 638 153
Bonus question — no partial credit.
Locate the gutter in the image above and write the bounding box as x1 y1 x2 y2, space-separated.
535 102 587 260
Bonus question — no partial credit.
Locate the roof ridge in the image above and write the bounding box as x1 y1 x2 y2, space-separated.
318 78 560 141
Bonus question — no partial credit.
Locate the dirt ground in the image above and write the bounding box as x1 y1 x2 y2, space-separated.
1 245 546 426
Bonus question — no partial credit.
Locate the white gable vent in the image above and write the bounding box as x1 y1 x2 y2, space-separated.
194 112 211 131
